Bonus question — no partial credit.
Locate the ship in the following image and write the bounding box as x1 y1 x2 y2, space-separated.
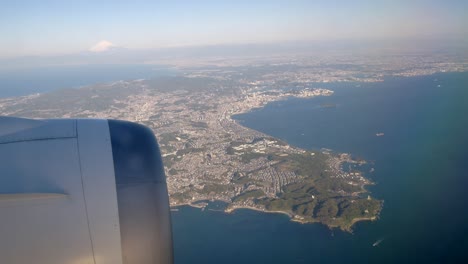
373 239 383 247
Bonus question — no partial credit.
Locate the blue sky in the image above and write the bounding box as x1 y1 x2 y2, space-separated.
0 0 466 57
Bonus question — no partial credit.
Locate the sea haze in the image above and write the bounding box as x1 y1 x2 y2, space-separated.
0 64 176 98
172 72 468 264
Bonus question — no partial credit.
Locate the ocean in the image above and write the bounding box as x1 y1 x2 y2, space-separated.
172 72 468 263
0 64 176 98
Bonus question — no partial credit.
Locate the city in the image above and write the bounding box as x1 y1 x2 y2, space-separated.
1 53 467 230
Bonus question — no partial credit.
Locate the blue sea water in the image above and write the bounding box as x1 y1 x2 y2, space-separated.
0 64 176 98
172 72 468 263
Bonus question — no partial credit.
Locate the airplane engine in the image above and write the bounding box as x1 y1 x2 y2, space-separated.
0 117 173 264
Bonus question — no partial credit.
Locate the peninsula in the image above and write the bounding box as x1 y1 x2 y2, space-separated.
0 74 382 231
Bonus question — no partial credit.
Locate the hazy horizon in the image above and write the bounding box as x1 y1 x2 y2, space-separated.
1 0 467 60
1 37 467 70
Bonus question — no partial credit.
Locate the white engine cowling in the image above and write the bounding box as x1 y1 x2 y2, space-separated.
0 117 173 264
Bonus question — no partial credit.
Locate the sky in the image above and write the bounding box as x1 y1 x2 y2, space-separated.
0 0 467 58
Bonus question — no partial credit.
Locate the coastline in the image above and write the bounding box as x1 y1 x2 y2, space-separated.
168 88 381 232
225 204 293 218
171 199 381 232
170 103 385 231
349 216 377 226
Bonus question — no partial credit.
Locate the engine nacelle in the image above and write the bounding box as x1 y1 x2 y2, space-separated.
0 117 173 264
